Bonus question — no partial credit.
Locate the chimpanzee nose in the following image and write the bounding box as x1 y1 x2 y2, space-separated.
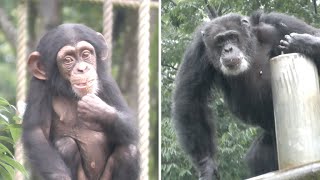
76 62 88 73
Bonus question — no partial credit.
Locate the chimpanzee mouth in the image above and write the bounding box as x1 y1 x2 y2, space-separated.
73 79 95 89
220 58 250 76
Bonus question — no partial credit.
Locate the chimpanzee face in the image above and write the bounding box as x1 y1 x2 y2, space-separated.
27 24 109 99
202 14 255 76
56 41 99 97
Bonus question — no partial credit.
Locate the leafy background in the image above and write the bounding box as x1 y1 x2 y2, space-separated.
161 0 320 179
1 0 320 179
0 0 159 179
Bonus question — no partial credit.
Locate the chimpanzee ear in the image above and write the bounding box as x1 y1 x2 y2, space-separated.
28 51 47 80
96 32 109 61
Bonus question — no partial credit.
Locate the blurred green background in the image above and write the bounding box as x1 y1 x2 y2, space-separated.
0 0 159 179
161 0 320 179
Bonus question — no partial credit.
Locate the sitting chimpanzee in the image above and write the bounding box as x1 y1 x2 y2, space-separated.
172 11 320 179
22 24 139 180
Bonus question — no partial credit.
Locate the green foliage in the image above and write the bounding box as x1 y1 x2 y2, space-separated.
161 89 257 179
217 123 257 179
62 1 103 32
150 21 160 180
0 22 16 103
0 62 16 103
0 97 27 179
161 117 196 180
161 0 320 179
1 1 159 179
213 95 258 179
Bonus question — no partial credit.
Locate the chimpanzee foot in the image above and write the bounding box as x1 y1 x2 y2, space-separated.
198 157 220 180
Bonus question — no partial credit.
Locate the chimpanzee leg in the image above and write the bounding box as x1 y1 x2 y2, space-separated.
245 132 278 177
100 144 140 180
77 161 88 180
54 137 81 178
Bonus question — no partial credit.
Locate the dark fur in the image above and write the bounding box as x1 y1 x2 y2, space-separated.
22 24 139 180
254 12 320 68
172 12 320 179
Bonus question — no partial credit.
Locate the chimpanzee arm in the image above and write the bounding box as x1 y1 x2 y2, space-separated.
255 12 320 61
23 128 71 179
78 75 138 145
253 11 318 36
172 29 218 180
77 75 140 180
252 11 320 61
101 78 138 145
22 80 72 180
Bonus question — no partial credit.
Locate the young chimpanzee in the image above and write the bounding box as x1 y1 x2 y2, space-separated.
172 12 320 180
23 24 139 180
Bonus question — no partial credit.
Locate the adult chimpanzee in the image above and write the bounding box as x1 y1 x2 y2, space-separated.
22 24 139 180
172 12 320 179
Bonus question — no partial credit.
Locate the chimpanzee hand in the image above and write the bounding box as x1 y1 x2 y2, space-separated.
279 33 319 54
78 93 117 122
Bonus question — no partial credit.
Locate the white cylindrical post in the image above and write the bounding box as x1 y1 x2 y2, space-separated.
271 53 320 169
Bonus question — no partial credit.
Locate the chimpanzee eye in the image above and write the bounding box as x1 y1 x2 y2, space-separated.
64 56 74 65
214 36 225 47
81 50 91 59
230 34 239 42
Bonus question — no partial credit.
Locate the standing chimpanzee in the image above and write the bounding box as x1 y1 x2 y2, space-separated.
172 11 320 180
22 24 139 180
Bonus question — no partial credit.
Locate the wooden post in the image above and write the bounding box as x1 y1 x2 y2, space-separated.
270 53 320 169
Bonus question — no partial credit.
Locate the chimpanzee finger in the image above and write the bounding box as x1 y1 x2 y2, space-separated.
77 100 89 111
77 106 85 114
81 95 92 103
278 45 288 50
290 32 298 37
284 34 293 42
78 99 85 106
86 93 96 98
77 104 89 115
78 111 88 120
279 40 289 46
284 34 289 40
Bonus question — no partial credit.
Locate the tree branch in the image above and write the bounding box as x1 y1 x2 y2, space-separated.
0 7 17 48
162 63 178 71
169 0 177 6
313 0 317 14
204 0 217 19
